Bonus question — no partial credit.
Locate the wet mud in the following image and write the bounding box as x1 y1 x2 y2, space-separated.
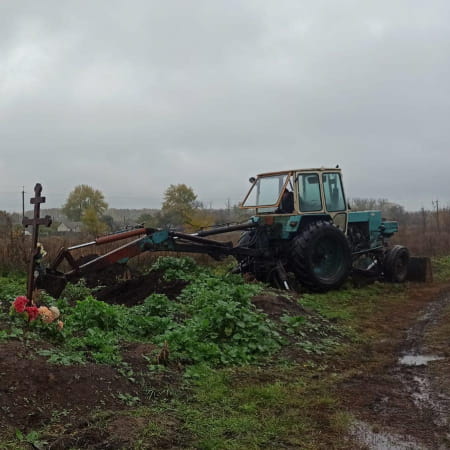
348 291 450 449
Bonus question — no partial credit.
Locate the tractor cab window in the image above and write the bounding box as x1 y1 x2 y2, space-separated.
298 174 322 212
242 174 290 213
322 173 346 212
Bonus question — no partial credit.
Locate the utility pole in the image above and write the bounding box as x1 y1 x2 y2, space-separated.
432 200 440 233
21 186 25 222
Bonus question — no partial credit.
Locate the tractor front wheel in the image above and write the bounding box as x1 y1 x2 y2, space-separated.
290 221 352 291
384 245 409 282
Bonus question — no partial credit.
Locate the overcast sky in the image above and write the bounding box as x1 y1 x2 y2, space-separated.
1 0 449 213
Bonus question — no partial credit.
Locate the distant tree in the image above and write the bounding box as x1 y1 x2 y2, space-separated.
62 185 108 222
137 212 160 228
185 209 215 232
161 184 197 227
82 207 108 236
100 214 117 231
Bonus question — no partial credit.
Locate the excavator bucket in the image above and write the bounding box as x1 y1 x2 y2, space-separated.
36 270 68 299
407 257 433 282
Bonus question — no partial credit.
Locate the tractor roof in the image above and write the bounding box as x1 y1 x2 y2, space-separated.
256 167 342 177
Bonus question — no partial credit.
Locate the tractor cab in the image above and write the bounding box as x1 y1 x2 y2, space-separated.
240 168 349 232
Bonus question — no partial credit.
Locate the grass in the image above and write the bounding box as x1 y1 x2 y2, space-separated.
432 255 450 282
126 364 350 449
301 281 407 326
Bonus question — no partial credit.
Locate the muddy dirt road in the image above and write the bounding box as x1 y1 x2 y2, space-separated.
345 288 450 449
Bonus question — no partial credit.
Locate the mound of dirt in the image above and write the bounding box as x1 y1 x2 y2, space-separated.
0 341 137 431
94 270 188 306
252 292 307 319
76 254 127 288
0 340 184 434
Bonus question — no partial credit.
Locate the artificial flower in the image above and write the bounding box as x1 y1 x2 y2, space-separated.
49 306 60 320
13 296 28 313
38 306 54 324
37 243 47 258
25 305 39 321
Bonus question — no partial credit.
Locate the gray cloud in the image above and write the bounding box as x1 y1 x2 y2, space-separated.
1 0 449 212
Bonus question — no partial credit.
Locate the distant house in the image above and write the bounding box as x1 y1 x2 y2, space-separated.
57 221 81 233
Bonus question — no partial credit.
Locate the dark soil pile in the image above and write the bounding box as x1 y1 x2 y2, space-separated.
252 292 307 319
0 341 136 431
93 270 188 306
76 254 126 288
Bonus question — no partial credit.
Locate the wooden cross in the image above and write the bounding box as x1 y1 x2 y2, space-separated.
22 183 52 303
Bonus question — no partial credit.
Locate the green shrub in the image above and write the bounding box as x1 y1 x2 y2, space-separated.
66 296 126 331
160 272 281 365
151 256 199 281
61 279 94 303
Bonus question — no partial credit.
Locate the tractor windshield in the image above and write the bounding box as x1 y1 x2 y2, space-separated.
242 174 290 211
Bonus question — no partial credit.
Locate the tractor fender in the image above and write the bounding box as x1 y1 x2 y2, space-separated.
294 214 332 234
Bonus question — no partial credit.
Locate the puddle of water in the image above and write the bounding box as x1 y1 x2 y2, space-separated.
398 354 444 366
350 420 426 450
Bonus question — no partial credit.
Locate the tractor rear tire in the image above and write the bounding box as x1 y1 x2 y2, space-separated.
384 245 409 282
290 220 352 291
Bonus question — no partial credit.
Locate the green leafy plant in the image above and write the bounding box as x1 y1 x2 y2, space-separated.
159 271 281 365
280 315 306 335
0 276 26 303
68 328 121 364
61 279 94 304
151 256 199 281
116 392 140 406
37 349 86 365
15 429 48 449
66 296 125 331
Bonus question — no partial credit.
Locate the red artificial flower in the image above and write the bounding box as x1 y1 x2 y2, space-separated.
25 306 39 321
13 296 29 313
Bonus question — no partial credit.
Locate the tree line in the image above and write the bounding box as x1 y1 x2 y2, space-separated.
60 183 249 235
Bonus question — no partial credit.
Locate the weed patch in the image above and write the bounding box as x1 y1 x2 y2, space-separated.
432 255 450 282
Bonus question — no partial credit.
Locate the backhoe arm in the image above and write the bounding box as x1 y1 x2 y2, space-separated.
38 223 258 298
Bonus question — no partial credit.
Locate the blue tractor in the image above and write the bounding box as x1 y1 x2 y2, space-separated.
36 167 413 296
234 167 408 291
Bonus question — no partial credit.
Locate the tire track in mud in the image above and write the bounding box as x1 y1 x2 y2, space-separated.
350 292 450 449
397 293 450 431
